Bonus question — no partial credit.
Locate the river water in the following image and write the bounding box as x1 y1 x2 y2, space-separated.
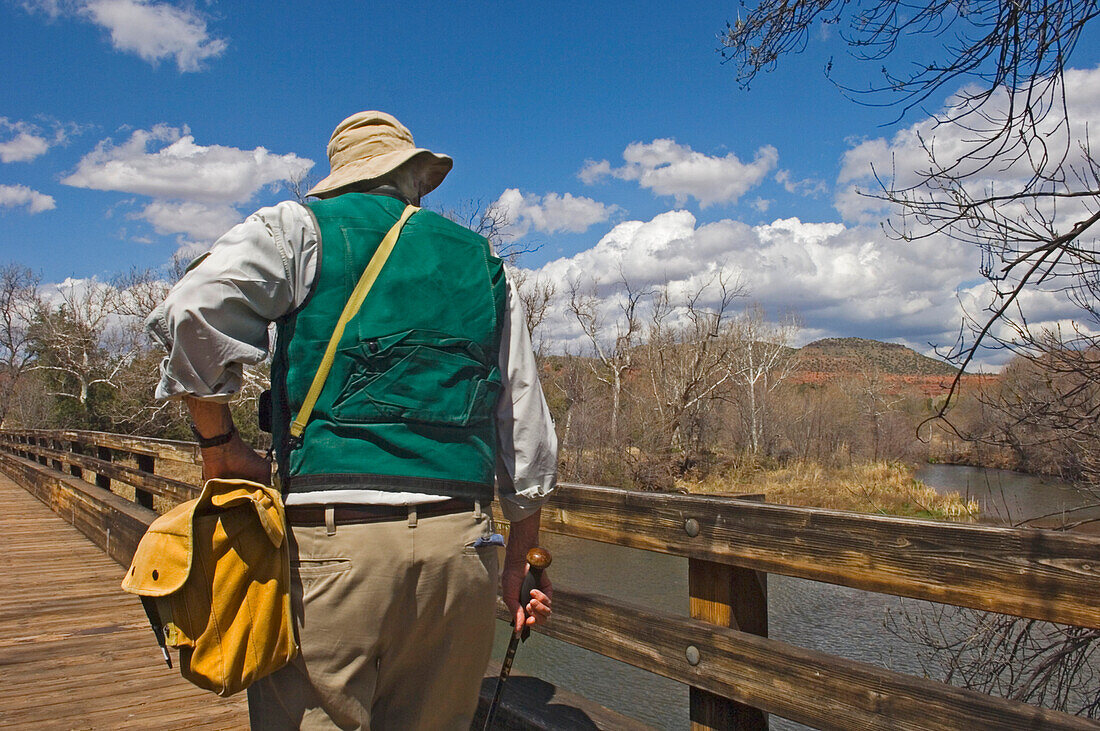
490 465 1097 729
916 463 1100 530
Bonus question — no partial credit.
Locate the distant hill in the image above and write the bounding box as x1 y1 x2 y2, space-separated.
796 337 958 377
541 336 962 382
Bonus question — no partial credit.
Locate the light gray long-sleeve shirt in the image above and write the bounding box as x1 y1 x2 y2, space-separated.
146 200 557 521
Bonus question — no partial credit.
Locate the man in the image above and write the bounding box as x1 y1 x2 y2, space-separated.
147 111 556 729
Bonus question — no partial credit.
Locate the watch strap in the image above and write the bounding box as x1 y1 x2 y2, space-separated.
190 423 236 449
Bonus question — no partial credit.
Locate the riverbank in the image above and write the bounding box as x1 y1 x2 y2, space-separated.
682 459 981 520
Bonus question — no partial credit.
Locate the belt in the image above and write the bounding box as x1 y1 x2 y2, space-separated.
284 498 475 526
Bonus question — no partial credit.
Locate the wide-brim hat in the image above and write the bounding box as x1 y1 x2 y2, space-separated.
307 111 453 199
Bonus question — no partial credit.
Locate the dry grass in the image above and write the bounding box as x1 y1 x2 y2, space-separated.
682 459 980 521
155 458 203 485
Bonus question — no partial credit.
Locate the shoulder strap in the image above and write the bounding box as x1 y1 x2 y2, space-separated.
289 204 419 440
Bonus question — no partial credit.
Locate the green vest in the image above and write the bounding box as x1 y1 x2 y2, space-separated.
271 193 506 502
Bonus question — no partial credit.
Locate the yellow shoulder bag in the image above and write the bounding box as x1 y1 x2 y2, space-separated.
121 478 296 697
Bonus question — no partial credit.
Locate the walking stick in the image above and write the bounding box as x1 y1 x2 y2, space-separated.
483 547 552 731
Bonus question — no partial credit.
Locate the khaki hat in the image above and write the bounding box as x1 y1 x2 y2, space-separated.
307 111 453 199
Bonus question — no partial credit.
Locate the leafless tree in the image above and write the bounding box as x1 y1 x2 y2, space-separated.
721 0 1097 133
28 279 138 409
551 352 595 471
772 379 860 463
567 271 649 444
25 276 182 434
725 305 800 456
642 269 744 454
0 263 42 424
971 336 1100 504
848 364 906 462
5 370 52 429
508 266 557 358
282 167 317 205
439 198 541 264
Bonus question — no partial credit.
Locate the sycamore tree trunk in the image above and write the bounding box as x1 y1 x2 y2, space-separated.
610 370 622 444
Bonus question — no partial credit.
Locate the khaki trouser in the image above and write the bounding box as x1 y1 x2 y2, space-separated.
247 506 500 730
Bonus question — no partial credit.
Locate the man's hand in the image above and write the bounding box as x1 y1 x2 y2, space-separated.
501 509 552 637
186 397 271 484
199 433 272 483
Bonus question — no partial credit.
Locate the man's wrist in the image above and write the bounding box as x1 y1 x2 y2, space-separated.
504 509 541 564
190 422 237 448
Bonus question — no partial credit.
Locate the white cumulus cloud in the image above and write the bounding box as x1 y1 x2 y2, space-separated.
63 124 313 203
494 188 618 238
137 199 243 241
579 139 778 207
524 209 1064 365
0 117 80 163
20 0 226 72
0 132 49 163
775 169 828 197
62 124 313 248
0 184 56 214
84 0 226 71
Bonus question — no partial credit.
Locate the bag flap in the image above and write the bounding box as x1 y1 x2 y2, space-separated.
121 498 197 597
120 478 285 597
203 478 286 548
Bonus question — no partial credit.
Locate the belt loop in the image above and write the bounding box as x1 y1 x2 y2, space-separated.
474 500 483 521
325 506 336 536
408 505 418 528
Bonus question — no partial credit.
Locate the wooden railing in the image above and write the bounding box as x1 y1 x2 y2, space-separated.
2 428 1098 731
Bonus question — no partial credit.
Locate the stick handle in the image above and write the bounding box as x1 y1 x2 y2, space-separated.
518 547 551 641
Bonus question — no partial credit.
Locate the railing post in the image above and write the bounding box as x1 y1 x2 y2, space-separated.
688 496 769 731
95 446 111 490
134 453 155 510
37 436 48 466
50 439 63 472
69 441 83 479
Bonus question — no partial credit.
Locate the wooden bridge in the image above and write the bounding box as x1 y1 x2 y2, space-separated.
1 428 1099 730
0 468 248 729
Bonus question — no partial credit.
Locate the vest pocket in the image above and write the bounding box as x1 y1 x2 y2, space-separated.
332 330 500 427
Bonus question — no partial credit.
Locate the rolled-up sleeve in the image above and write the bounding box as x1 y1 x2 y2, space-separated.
495 270 558 522
145 201 318 401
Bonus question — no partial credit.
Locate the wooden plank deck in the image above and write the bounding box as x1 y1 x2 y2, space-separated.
0 472 248 730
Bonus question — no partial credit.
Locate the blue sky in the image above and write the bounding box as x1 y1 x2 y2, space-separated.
3 0 1099 363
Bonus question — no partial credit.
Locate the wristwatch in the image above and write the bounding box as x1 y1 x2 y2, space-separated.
190 423 236 448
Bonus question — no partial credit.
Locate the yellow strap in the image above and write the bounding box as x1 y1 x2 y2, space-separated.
289 204 419 439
